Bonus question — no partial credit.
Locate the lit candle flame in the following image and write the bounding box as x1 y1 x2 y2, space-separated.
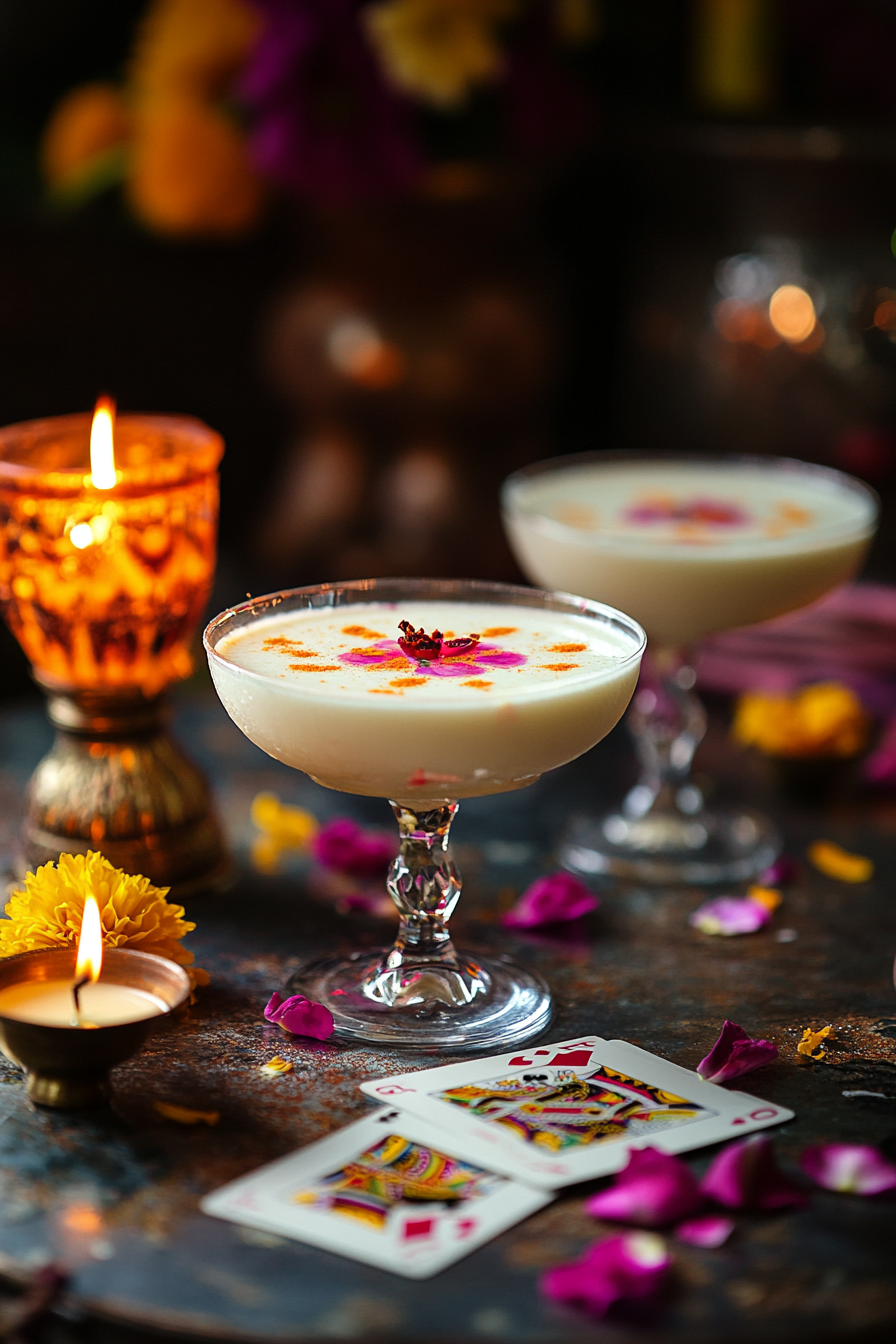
90 396 117 490
75 894 104 983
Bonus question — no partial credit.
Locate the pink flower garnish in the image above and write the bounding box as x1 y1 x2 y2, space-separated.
585 1148 702 1227
675 1215 734 1248
396 621 481 662
340 637 525 679
311 818 395 880
700 1136 807 1210
697 1020 778 1084
625 497 748 527
688 894 772 936
501 871 598 929
800 1143 896 1195
758 854 798 885
264 992 335 1040
541 1231 671 1318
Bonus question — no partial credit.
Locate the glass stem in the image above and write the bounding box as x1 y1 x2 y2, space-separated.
624 652 707 821
385 803 462 964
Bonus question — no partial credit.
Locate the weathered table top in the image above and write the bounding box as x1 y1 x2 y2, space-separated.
0 689 894 1344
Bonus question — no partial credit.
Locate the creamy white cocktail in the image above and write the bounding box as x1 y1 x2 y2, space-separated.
205 580 645 1050
503 458 876 647
210 600 641 804
502 454 878 883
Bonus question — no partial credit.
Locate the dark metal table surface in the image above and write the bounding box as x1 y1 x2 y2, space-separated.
0 689 894 1344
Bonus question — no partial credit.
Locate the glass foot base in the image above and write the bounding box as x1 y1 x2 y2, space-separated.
288 951 551 1050
560 807 780 885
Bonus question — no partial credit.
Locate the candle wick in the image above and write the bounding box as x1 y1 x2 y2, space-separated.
72 975 90 1019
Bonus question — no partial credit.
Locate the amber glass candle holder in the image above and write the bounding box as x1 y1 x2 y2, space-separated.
0 412 229 896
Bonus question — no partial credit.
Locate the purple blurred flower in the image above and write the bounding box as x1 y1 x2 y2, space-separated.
864 716 896 788
264 991 335 1039
238 0 420 201
541 1231 671 1318
800 1143 896 1195
758 854 799 886
585 1148 702 1227
689 894 771 937
700 1136 807 1211
502 871 598 929
311 817 395 880
675 1215 734 1248
697 1021 778 1085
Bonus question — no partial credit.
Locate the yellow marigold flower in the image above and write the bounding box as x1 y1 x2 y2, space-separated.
41 83 131 190
797 1025 833 1060
732 682 870 759
251 793 318 874
131 0 259 101
154 1100 219 1124
366 0 518 108
0 851 208 989
128 96 263 236
746 885 782 912
807 840 873 884
260 1056 293 1076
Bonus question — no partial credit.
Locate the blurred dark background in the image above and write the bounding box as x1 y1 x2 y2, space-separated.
1 0 896 698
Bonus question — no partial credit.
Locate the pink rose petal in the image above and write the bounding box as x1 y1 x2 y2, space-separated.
264 991 335 1040
697 1020 778 1084
675 1215 735 1248
585 1148 702 1227
800 1143 896 1195
502 872 599 929
758 855 798 886
541 1231 671 1317
689 894 771 936
311 818 395 880
700 1136 807 1210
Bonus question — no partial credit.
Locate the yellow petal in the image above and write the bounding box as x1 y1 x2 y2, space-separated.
260 1056 293 1075
153 1100 219 1125
747 885 782 912
797 1025 833 1059
807 840 873 883
250 792 318 848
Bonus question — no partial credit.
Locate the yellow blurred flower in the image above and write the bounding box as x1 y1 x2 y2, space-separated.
366 0 518 107
746 884 782 912
0 851 208 989
41 83 131 193
260 1056 293 1076
128 96 262 236
732 682 870 759
250 793 319 874
797 1024 833 1060
130 0 259 101
807 840 873 884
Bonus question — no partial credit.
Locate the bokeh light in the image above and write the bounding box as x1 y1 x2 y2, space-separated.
768 285 816 343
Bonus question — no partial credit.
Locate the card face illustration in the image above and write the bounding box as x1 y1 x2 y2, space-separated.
360 1036 794 1188
200 1108 551 1279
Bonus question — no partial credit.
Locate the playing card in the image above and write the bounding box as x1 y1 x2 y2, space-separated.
200 1107 551 1279
360 1035 794 1188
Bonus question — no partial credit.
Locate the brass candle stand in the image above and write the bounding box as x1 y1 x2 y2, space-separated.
20 680 230 900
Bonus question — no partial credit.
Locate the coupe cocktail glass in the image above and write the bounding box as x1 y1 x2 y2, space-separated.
503 452 878 884
204 578 645 1048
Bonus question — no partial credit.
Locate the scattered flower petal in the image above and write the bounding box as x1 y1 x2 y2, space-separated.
746 885 782 912
800 1143 896 1195
675 1215 734 1248
697 1021 778 1084
501 871 598 929
798 1025 833 1060
759 855 798 886
700 1136 807 1210
864 716 896 788
250 794 319 873
585 1148 702 1227
689 894 771 936
311 818 395 880
260 1056 293 1076
807 840 873 883
732 682 869 758
264 991 335 1040
153 1101 219 1126
540 1231 671 1317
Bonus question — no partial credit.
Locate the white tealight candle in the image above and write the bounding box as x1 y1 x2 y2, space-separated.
0 979 167 1028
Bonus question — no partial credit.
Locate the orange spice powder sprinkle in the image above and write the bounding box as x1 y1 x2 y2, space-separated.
462 680 493 689
342 625 385 639
288 663 341 672
481 626 517 637
390 677 428 688
541 663 580 672
547 642 587 653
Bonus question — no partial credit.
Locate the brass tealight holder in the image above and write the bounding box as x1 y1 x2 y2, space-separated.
0 947 190 1108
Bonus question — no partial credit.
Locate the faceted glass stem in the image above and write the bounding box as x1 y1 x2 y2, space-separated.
360 803 487 1010
621 655 708 833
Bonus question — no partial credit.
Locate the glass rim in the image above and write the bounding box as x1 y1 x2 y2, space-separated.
501 448 880 550
204 575 647 698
